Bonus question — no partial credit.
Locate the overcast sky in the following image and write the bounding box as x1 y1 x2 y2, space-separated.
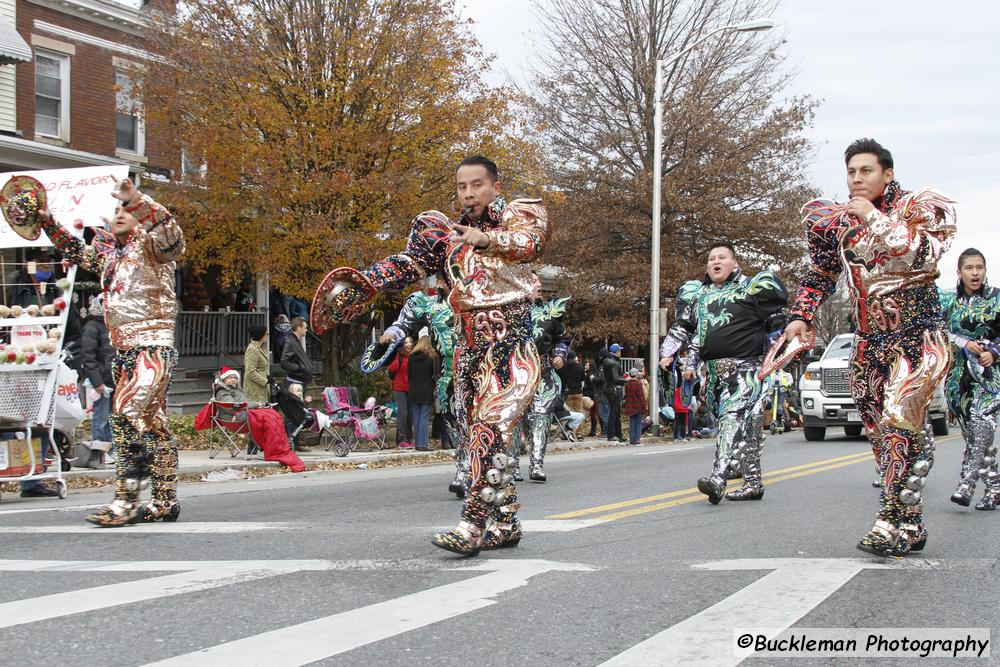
461 0 999 287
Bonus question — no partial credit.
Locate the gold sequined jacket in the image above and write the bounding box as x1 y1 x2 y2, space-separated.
41 192 185 349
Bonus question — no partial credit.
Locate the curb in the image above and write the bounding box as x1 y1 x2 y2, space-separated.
54 436 684 485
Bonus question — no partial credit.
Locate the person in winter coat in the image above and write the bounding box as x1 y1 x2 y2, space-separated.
407 336 437 451
280 316 311 390
272 313 292 358
624 372 647 445
388 337 414 448
556 351 586 436
582 357 599 437
602 343 627 442
243 325 270 405
81 294 115 444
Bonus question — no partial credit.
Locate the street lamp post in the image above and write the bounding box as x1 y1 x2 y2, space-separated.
648 18 774 435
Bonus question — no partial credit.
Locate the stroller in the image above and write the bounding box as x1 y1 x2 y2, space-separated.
269 379 316 449
319 387 390 456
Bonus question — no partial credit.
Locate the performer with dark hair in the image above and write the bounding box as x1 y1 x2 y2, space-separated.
37 179 185 526
509 272 569 482
312 155 549 555
785 138 956 555
659 243 788 504
940 248 1000 510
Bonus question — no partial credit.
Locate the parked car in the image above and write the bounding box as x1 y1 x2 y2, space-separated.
798 333 949 442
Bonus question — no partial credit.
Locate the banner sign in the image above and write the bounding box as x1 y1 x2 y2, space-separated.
0 164 131 249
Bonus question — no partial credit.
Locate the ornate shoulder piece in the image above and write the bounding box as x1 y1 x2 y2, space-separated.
800 198 848 232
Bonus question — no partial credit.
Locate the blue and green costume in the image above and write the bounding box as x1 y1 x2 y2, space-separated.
660 269 787 501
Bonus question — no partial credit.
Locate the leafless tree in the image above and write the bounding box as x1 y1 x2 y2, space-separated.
529 0 817 340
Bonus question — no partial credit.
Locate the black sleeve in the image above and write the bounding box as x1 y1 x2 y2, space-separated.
755 272 789 332
79 323 103 387
280 340 300 375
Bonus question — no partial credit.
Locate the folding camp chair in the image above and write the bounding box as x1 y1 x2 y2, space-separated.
206 382 254 459
319 386 391 456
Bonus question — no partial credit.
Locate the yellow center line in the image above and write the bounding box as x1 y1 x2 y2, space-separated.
547 451 872 519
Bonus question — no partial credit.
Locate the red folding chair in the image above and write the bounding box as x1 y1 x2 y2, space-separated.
206 383 254 460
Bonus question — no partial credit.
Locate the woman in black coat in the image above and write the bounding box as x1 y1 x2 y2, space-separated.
407 336 438 451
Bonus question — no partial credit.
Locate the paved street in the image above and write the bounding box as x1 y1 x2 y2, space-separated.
1 428 998 666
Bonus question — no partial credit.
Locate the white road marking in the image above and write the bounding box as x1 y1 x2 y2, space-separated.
0 560 329 630
0 522 292 534
518 519 604 532
600 558 901 667
634 445 704 456
0 503 103 515
142 559 593 666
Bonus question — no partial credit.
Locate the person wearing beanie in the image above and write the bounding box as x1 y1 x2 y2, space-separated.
601 343 627 442
244 324 270 405
37 177 186 526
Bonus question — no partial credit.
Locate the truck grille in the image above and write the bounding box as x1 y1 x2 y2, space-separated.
822 368 852 395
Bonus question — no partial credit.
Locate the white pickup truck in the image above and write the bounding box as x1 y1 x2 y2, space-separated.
797 333 949 441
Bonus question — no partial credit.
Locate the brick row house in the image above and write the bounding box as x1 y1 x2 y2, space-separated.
0 0 176 175
0 0 280 412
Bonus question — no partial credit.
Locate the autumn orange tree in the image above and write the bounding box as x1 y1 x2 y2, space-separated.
137 0 544 374
530 0 817 343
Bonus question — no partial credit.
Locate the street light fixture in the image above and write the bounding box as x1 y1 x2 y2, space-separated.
647 17 775 434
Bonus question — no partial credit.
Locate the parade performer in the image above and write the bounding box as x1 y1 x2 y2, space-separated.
39 179 185 525
785 138 955 556
659 243 787 503
312 156 548 555
509 273 569 482
939 248 1000 510
361 288 468 497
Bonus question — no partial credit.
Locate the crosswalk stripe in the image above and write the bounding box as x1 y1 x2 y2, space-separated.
0 522 291 534
600 558 893 666
140 559 593 667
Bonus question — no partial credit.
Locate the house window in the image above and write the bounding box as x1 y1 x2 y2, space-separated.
115 69 144 154
35 51 69 140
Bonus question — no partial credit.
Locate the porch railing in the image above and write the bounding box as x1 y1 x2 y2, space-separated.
176 311 268 359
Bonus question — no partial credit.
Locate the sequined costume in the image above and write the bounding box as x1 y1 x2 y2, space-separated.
939 284 1000 510
790 184 955 554
660 269 787 503
360 291 467 496
510 297 569 482
312 197 549 554
40 192 185 525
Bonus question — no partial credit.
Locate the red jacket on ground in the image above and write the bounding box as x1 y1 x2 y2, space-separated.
388 353 410 392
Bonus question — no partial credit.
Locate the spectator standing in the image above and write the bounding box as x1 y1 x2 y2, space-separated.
673 383 691 441
388 337 414 448
234 279 256 312
582 357 599 436
81 294 114 445
272 314 292 358
407 336 437 451
244 325 270 405
624 371 647 445
280 317 312 453
556 351 586 437
602 343 627 442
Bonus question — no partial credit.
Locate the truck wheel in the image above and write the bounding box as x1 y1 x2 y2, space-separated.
844 425 863 438
804 426 826 441
931 417 949 436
